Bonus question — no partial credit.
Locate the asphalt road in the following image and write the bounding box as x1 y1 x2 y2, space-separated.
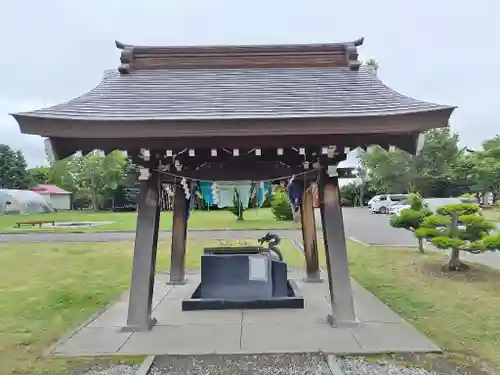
338 207 417 246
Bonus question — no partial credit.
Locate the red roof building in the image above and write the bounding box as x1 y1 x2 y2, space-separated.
31 184 71 195
30 185 71 210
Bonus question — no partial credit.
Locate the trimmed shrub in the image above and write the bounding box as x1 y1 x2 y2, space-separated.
271 190 294 221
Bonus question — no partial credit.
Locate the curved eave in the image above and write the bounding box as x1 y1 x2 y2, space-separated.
12 105 455 122
12 107 455 140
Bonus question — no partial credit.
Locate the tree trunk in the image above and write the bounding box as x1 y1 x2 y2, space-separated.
417 237 424 253
482 191 488 205
92 193 99 211
448 247 462 270
447 212 467 271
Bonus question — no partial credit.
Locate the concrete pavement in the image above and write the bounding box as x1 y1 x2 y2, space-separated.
50 272 439 357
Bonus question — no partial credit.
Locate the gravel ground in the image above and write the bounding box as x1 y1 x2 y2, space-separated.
338 357 437 375
77 355 447 375
150 354 331 375
81 364 139 375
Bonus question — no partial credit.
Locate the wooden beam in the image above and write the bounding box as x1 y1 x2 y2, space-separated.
46 132 423 159
154 163 354 182
318 168 356 326
169 184 188 284
124 167 160 332
300 186 322 282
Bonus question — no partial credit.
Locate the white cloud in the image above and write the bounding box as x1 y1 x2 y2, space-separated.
0 98 55 167
1 0 499 167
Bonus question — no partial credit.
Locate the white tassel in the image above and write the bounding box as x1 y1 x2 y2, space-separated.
138 168 150 181
140 148 150 161
181 178 191 199
212 182 219 204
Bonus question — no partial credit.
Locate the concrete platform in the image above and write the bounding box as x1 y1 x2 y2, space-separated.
49 273 440 356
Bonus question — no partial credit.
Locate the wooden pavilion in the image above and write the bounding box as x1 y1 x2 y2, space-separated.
12 38 455 332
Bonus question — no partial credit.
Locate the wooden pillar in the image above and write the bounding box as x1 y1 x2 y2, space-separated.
318 167 356 326
300 186 322 282
124 168 161 332
169 183 188 284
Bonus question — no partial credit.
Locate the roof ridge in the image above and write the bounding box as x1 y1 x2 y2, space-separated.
115 39 364 74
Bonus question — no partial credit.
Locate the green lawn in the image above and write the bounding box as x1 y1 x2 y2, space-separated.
0 239 304 375
0 208 299 232
347 243 500 371
482 207 500 222
2 239 500 374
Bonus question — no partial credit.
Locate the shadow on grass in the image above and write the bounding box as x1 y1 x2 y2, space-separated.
419 259 500 284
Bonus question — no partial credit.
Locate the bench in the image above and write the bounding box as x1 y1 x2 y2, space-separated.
16 220 55 228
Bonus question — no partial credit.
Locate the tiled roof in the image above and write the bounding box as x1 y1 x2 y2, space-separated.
16 66 453 121
31 184 71 195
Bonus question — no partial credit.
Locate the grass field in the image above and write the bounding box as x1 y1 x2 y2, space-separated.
0 208 299 232
347 242 500 371
2 240 500 374
0 239 304 375
482 207 500 222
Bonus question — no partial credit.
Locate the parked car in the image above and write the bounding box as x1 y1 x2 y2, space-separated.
368 194 409 214
389 197 468 216
387 201 410 215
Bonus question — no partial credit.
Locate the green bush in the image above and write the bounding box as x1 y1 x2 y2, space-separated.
228 189 245 220
407 193 427 211
340 183 356 207
389 193 431 253
415 227 442 239
390 208 430 230
431 236 464 249
483 234 500 250
421 215 451 228
271 190 294 221
437 203 479 216
418 202 499 270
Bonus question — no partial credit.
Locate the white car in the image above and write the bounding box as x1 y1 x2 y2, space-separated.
368 194 409 214
388 203 410 216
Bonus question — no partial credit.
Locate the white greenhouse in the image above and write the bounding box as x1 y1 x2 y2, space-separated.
0 189 54 214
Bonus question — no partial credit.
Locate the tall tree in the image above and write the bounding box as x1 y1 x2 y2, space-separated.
361 129 463 197
412 128 462 197
51 151 127 210
451 153 479 198
467 136 500 202
0 144 32 189
28 166 53 185
361 146 414 193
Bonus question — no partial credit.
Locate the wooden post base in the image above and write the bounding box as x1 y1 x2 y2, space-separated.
300 186 321 283
169 184 188 284
126 168 161 332
318 168 356 325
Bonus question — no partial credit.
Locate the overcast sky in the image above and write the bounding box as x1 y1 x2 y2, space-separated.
1 0 498 167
